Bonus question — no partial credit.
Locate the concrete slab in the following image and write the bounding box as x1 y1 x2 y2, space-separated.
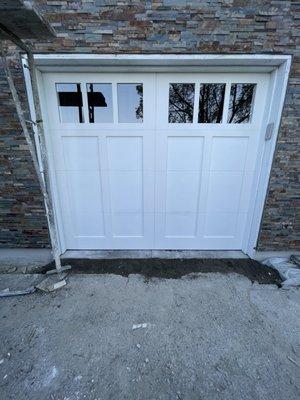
0 249 52 272
62 250 248 259
0 272 299 400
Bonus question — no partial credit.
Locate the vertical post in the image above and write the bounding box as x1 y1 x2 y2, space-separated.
26 51 62 270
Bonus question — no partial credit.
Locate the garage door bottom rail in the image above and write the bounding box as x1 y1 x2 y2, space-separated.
38 258 282 286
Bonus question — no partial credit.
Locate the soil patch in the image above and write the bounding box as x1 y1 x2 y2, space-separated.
40 258 282 286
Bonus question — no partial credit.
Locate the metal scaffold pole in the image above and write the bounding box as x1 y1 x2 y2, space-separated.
0 36 62 271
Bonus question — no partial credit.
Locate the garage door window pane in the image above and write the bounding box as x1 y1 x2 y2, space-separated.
169 83 195 123
198 83 225 123
56 83 83 123
87 83 113 123
117 83 143 123
228 83 256 123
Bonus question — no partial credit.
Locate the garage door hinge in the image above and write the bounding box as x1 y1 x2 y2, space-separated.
265 122 275 141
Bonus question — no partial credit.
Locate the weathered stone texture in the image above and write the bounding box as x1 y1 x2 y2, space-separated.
0 0 299 249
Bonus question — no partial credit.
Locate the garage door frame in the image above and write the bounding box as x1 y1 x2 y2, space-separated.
21 54 292 258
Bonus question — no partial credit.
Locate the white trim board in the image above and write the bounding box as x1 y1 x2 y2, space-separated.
31 53 291 73
22 53 292 257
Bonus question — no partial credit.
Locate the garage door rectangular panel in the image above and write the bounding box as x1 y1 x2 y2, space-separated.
158 136 203 238
66 171 105 237
59 136 106 241
62 136 99 171
166 172 200 213
167 136 203 171
206 171 244 214
210 136 248 171
107 136 143 171
111 212 143 237
204 212 238 238
105 135 154 240
108 171 143 213
165 212 199 237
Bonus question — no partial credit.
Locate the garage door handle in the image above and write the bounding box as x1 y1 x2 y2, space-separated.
265 122 275 141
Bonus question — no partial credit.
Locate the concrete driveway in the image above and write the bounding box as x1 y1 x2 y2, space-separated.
0 271 299 400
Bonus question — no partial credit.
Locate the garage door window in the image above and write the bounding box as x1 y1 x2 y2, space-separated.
86 83 113 123
168 83 195 123
228 83 256 123
56 83 83 123
117 83 143 123
198 83 226 123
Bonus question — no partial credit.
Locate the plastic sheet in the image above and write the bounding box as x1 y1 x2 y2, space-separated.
263 256 300 288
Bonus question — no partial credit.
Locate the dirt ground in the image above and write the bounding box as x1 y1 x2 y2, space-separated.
0 269 299 400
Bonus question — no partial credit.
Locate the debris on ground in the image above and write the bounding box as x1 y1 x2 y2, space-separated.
46 265 72 275
36 275 67 292
263 255 300 288
0 286 36 297
290 255 300 267
132 323 149 330
3 266 17 273
287 356 300 368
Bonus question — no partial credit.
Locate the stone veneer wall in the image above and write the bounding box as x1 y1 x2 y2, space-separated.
0 0 299 249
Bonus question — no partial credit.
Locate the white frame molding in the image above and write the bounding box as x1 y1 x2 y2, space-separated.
22 53 292 258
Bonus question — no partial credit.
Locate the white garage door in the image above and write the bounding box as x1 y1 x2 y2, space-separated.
43 72 270 250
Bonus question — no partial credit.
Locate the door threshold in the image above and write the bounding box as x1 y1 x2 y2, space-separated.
61 250 249 260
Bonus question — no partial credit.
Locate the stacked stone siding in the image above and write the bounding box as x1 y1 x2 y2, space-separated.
0 0 299 249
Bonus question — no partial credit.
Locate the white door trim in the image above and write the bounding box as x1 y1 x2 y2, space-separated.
22 54 292 256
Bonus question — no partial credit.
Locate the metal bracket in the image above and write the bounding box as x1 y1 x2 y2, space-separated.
265 122 275 141
25 119 43 125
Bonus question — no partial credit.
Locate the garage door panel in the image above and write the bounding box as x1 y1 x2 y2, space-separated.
109 213 154 247
210 136 248 171
165 212 199 237
166 172 201 213
107 136 143 171
66 171 105 236
110 212 143 237
55 172 107 248
108 171 143 213
62 136 100 171
167 136 204 171
204 212 238 238
206 171 244 214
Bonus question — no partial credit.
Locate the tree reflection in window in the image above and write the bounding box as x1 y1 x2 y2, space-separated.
228 83 256 123
169 83 195 123
118 83 143 123
135 84 143 120
198 83 225 123
87 83 113 123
